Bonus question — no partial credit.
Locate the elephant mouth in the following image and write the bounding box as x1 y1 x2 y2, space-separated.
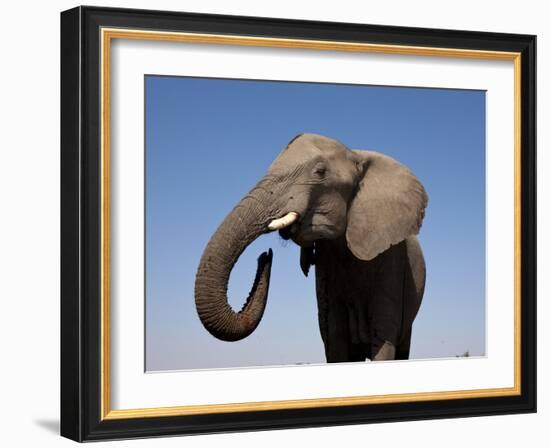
282 222 339 246
265 211 300 241
279 224 296 241
272 210 337 245
267 211 299 232
279 222 311 245
279 214 302 241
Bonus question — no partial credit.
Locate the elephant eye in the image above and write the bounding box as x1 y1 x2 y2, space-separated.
313 164 327 178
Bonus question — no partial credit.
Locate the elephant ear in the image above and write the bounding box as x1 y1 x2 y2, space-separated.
346 150 428 261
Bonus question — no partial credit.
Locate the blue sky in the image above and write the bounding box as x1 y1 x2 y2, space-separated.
145 75 486 371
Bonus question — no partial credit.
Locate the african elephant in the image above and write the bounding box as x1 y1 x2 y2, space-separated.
195 133 428 362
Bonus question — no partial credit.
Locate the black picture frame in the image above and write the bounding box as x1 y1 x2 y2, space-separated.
61 5 536 442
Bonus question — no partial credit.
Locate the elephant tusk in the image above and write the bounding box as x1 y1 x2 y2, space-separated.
267 212 299 231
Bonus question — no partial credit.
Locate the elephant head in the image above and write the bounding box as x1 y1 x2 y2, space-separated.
194 133 427 341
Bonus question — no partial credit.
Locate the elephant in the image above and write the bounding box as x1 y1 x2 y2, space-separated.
195 133 428 362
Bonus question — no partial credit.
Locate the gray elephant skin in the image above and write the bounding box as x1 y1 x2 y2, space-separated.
194 133 428 362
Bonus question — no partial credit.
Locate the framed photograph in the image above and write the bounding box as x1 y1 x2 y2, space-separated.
60 6 536 441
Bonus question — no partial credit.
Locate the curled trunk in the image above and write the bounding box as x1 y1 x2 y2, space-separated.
194 187 274 341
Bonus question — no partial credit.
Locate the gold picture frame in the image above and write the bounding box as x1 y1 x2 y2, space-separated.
61 5 536 441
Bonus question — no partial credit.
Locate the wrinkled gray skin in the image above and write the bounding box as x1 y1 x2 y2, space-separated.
195 133 427 361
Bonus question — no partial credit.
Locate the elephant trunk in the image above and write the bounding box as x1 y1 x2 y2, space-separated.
194 181 276 341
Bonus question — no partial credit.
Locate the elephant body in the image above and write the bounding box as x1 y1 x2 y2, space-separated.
312 236 425 362
194 133 428 363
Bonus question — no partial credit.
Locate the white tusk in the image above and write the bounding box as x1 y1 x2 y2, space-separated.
267 212 299 231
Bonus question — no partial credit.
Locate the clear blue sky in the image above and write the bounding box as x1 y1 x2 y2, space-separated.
145 75 486 371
